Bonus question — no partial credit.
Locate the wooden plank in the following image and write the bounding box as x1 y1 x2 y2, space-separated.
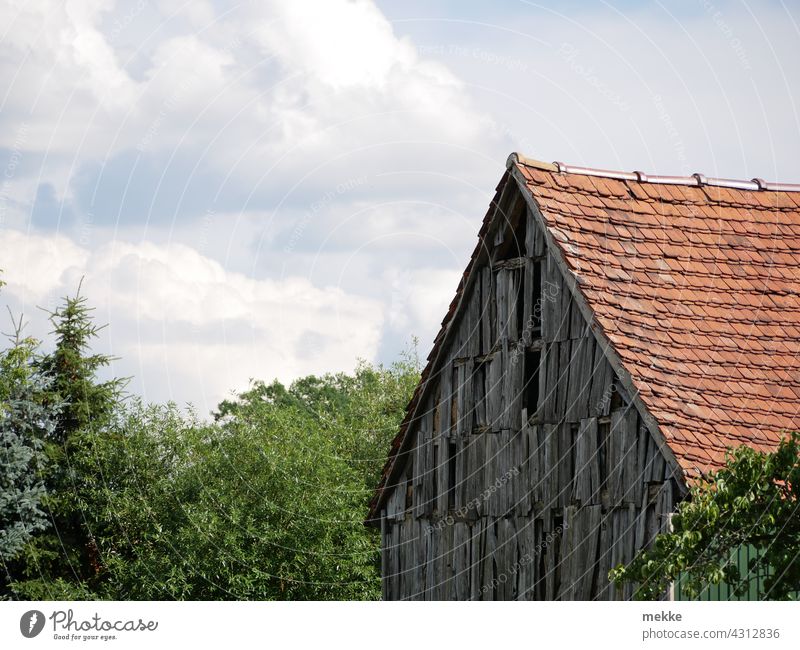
623 408 640 505
470 520 484 600
484 266 496 354
574 417 598 505
555 338 572 418
588 342 614 418
565 335 591 422
495 267 508 341
555 273 572 342
381 513 390 600
609 409 625 505
488 348 504 432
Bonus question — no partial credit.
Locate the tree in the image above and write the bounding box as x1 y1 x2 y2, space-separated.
610 432 800 600
83 355 419 600
0 318 59 567
9 287 124 598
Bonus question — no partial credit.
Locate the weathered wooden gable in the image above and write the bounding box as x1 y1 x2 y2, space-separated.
379 177 683 601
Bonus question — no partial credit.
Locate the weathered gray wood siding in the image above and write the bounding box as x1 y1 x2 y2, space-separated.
380 186 679 600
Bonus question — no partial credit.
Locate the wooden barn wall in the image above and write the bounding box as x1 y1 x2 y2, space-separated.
380 189 679 600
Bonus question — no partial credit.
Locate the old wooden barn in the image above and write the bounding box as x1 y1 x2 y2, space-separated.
367 153 800 600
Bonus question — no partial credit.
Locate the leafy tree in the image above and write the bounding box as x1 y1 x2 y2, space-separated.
611 432 800 600
84 356 419 600
9 287 123 598
0 318 59 567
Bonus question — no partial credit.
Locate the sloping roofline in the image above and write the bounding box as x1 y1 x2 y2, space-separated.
506 153 800 193
368 152 800 524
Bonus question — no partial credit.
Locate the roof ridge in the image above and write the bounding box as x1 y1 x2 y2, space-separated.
506 152 800 193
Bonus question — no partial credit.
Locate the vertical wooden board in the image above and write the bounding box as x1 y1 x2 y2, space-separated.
473 361 487 430
381 514 390 600
495 268 508 341
467 283 482 358
593 512 612 600
488 348 505 431
464 433 480 517
513 517 530 600
453 435 466 512
525 206 538 257
510 425 527 516
542 342 560 422
576 505 603 600
481 267 494 354
609 409 625 505
557 421 574 508
507 267 520 342
442 521 454 600
527 423 542 506
481 520 496 600
523 257 536 337
422 433 434 518
588 343 614 418
544 523 557 600
469 520 484 600
559 505 577 600
565 335 585 423
505 518 521 600
623 408 640 505
555 273 572 342
533 210 546 257
656 480 673 534
461 358 474 437
555 340 572 419
574 418 593 505
413 430 425 518
414 519 427 600
437 441 449 517
390 522 401 601
569 292 586 340
486 431 503 517
439 361 453 438
541 254 557 341
542 423 557 510
505 345 524 433
453 522 469 601
636 424 649 504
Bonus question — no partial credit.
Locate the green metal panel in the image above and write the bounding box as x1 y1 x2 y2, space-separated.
673 545 799 601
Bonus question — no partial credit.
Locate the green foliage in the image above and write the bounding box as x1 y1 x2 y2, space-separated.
611 432 800 600
0 322 59 563
85 355 418 600
1 274 419 600
9 287 123 598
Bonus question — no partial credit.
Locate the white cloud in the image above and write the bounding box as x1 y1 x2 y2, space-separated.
0 229 384 411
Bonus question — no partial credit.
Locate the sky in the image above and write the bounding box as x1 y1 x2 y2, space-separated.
0 0 798 413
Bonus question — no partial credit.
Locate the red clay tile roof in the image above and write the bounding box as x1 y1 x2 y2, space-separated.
367 153 800 521
514 154 800 478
